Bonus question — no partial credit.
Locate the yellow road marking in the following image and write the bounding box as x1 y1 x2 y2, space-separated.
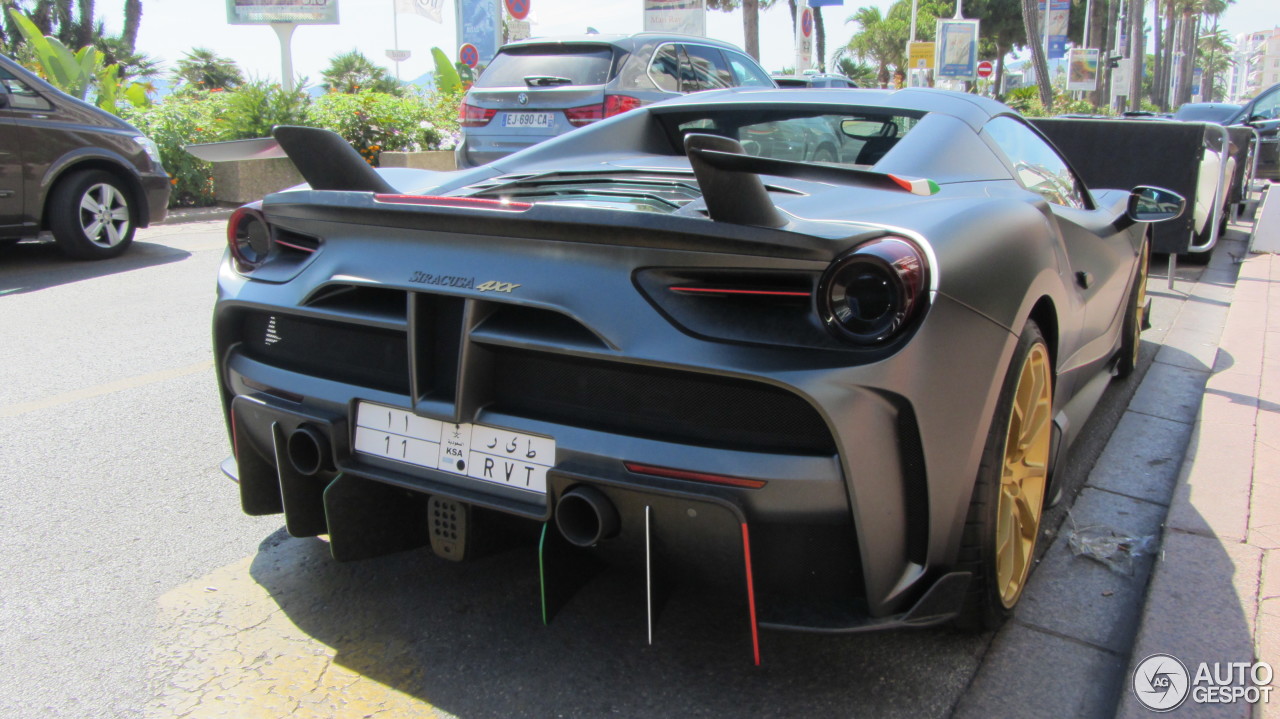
0 360 214 418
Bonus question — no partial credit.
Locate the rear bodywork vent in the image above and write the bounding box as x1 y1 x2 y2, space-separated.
486 347 836 454
238 311 409 394
470 172 706 213
303 285 409 325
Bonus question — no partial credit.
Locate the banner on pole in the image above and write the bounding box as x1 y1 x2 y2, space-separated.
397 0 443 23
457 0 501 68
643 0 706 36
1038 0 1070 60
1066 48 1099 91
936 19 979 79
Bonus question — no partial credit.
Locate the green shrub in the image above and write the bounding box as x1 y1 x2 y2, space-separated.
121 90 232 207
307 90 458 165
221 80 311 140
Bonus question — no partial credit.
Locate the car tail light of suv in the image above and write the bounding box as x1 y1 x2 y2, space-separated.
565 95 644 127
459 102 497 127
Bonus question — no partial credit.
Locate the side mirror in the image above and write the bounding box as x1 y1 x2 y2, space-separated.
1127 186 1186 223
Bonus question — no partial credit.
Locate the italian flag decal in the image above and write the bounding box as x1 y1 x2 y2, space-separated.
888 174 941 196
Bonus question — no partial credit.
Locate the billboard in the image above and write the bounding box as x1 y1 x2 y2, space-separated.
936 19 979 79
907 41 935 70
226 0 339 24
457 0 501 68
1067 48 1099 91
644 0 706 36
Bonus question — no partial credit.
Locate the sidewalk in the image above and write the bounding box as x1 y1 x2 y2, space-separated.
1116 188 1280 718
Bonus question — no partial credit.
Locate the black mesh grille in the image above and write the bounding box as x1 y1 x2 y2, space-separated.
239 311 409 394
487 348 835 454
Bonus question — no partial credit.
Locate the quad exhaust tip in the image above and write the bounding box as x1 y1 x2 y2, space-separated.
286 425 331 476
555 485 620 547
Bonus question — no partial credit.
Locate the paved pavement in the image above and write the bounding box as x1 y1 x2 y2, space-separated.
1114 187 1280 718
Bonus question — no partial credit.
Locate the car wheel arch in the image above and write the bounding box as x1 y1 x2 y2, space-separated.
40 159 149 232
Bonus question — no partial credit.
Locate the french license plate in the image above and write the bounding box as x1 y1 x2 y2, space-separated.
352 402 554 494
504 112 553 128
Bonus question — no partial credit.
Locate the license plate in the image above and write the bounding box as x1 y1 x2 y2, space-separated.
504 112 553 128
352 402 554 494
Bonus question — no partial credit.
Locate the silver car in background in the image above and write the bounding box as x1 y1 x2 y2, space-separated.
456 33 775 168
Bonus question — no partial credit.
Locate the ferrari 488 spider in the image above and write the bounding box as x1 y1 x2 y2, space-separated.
206 88 1183 659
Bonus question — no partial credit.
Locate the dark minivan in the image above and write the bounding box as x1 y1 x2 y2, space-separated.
0 52 169 259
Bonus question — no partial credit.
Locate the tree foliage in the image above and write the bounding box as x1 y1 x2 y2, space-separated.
321 50 402 95
172 47 245 91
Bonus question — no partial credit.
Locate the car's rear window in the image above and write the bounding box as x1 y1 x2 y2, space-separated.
665 109 922 167
474 45 617 88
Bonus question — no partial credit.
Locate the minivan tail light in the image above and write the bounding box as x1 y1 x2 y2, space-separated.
565 95 643 127
459 101 496 127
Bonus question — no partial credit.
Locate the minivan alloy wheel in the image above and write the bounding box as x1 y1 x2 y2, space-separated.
79 182 131 248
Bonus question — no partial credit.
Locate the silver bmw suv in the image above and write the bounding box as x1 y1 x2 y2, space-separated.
456 33 776 168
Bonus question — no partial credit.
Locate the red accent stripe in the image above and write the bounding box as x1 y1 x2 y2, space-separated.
668 286 811 298
274 239 316 253
887 174 915 192
742 523 761 666
229 408 240 464
373 194 532 210
624 462 767 489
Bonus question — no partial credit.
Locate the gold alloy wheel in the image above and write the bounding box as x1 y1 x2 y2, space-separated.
995 342 1052 608
1131 241 1150 369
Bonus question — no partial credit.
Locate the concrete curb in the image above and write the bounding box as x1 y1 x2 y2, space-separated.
1117 194 1278 717
157 205 235 226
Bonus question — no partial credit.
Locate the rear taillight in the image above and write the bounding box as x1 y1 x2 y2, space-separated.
227 203 270 270
459 101 496 127
565 95 642 127
817 237 930 345
605 94 642 117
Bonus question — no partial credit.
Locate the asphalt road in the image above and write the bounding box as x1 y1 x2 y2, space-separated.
0 221 1184 718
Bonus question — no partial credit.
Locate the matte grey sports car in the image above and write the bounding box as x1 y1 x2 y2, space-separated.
207 88 1182 662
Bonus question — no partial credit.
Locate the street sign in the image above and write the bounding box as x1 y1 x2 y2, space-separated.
795 6 814 71
907 41 935 70
459 43 479 68
386 49 411 63
801 6 813 37
504 0 530 20
977 60 993 78
509 19 531 40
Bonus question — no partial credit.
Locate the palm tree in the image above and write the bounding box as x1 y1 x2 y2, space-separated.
840 6 908 87
321 50 402 94
173 47 245 91
833 56 879 85
121 0 141 51
1198 27 1233 102
1021 0 1052 108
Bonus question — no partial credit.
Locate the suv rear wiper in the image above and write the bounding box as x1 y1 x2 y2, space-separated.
524 75 573 86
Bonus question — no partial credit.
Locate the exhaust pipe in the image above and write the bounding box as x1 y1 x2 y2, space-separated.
286 424 331 476
555 486 620 547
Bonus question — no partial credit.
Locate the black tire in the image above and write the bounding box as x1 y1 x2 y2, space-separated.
1116 235 1149 379
48 169 136 260
955 321 1053 630
812 146 837 163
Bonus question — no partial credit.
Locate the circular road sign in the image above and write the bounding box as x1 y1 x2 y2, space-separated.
459 43 479 68
801 8 813 37
505 0 530 20
977 60 994 78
